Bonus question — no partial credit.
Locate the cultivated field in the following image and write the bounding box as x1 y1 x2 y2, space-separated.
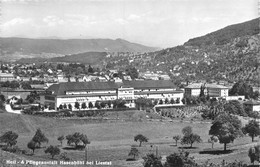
0 111 257 167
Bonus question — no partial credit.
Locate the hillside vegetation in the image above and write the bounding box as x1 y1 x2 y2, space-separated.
128 18 260 85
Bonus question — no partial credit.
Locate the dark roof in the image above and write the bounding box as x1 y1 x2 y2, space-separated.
48 82 120 96
244 100 260 105
47 80 176 96
123 80 175 89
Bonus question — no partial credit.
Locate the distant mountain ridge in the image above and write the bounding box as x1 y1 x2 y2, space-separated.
184 18 259 47
0 37 158 55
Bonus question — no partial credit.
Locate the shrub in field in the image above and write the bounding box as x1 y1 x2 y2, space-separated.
60 152 70 161
128 147 140 160
134 134 149 147
45 145 60 159
164 150 196 167
143 153 163 167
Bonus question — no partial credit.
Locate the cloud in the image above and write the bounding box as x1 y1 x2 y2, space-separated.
115 18 128 25
2 18 32 27
127 14 141 21
43 16 65 26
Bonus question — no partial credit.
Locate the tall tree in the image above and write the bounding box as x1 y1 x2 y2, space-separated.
32 128 49 147
243 120 260 142
134 134 149 147
229 81 254 99
209 113 243 151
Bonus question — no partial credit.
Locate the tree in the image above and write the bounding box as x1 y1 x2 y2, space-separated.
27 140 37 154
173 135 181 146
209 113 243 151
68 104 72 110
59 104 63 110
182 126 192 136
176 98 180 104
80 134 90 148
0 131 18 148
128 147 139 160
159 99 163 104
95 101 101 109
181 133 202 148
57 135 65 146
66 132 90 148
252 91 259 100
165 98 169 104
248 145 260 164
100 102 106 108
32 128 49 147
88 102 94 109
143 153 163 167
199 84 206 97
181 126 202 148
170 98 175 104
134 134 148 147
63 103 67 109
45 145 60 159
125 66 139 79
208 136 218 148
88 65 94 73
229 81 254 99
243 120 260 142
224 100 246 116
113 99 126 109
164 150 196 167
81 102 86 110
74 102 80 110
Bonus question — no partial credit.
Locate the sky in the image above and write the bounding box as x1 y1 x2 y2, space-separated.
0 0 258 48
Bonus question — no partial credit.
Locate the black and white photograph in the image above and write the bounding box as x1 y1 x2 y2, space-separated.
0 0 259 166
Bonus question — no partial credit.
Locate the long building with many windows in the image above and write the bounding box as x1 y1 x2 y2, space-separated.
40 80 184 111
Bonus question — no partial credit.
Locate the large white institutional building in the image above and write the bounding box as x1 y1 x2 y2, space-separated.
40 80 184 111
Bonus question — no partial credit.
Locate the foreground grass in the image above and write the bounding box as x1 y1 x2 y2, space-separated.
0 112 257 166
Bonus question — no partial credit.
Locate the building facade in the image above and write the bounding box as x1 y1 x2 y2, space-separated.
184 83 229 98
40 80 184 111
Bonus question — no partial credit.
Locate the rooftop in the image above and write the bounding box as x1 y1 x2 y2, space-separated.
47 80 176 96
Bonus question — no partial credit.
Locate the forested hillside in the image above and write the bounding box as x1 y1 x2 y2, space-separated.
132 18 260 85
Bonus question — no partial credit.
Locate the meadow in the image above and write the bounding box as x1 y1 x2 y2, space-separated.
0 111 257 167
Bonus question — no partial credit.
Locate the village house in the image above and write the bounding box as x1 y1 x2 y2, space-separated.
243 100 260 112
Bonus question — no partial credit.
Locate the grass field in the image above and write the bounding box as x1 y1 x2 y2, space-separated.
0 111 257 167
